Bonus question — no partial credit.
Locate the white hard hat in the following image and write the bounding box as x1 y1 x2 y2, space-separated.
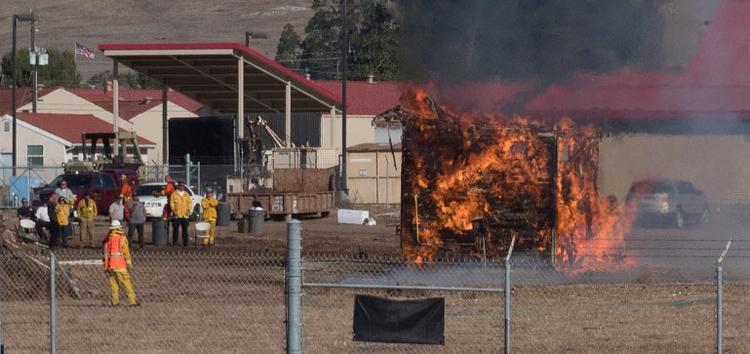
109 220 122 229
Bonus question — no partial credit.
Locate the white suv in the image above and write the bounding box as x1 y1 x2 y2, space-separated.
135 182 203 220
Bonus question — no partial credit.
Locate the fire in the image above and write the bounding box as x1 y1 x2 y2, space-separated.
400 87 638 271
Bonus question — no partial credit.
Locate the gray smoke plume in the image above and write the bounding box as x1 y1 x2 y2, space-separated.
398 0 664 114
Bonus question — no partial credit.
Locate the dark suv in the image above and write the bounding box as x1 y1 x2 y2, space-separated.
626 179 709 228
33 169 138 214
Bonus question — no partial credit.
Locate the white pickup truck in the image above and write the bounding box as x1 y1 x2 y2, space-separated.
135 182 203 220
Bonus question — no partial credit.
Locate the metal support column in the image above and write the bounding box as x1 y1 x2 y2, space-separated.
285 81 292 148
236 57 245 176
162 84 169 164
50 251 56 354
340 0 349 195
286 219 302 354
112 61 120 155
329 107 336 148
504 236 516 354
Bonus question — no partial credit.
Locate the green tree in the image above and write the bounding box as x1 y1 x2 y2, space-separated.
87 70 161 89
350 1 399 80
287 0 399 80
1 48 82 87
275 24 303 73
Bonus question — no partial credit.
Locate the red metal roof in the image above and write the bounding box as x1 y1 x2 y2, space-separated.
98 42 342 111
315 80 402 115
16 112 155 145
67 88 203 120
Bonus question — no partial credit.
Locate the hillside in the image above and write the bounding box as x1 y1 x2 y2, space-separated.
0 0 315 79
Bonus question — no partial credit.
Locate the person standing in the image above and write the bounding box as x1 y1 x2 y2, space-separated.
160 175 175 220
46 194 59 247
76 192 98 248
55 180 75 204
169 182 192 246
102 220 138 306
109 196 126 224
17 198 34 219
120 175 133 201
200 189 219 246
127 196 146 249
34 203 51 242
55 197 72 248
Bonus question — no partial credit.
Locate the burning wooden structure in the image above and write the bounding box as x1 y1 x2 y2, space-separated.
397 88 635 267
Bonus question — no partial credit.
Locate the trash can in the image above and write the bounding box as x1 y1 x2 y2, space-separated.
249 207 265 235
151 219 169 246
217 202 231 227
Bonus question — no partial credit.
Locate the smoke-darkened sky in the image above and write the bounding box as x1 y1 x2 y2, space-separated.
399 0 665 85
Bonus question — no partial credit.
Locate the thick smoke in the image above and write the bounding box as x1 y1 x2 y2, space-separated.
398 0 664 113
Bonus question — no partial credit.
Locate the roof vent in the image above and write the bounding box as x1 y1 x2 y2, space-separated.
367 74 375 84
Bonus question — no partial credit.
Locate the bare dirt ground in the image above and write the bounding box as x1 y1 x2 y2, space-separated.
3 204 750 353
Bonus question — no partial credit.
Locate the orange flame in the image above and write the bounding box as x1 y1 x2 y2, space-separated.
401 88 638 271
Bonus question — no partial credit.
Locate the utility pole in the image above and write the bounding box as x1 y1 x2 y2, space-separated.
11 12 35 176
31 16 37 113
340 0 349 198
12 17 18 176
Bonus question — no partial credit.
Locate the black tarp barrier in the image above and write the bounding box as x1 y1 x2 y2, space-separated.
352 295 445 345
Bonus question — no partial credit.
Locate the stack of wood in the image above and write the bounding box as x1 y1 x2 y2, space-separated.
399 102 558 261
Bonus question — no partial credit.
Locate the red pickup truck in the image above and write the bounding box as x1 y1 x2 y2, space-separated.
32 169 138 214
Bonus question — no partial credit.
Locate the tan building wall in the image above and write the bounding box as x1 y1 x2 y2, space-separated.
0 116 68 182
18 88 198 164
346 149 401 204
599 134 750 205
320 114 377 150
18 89 136 131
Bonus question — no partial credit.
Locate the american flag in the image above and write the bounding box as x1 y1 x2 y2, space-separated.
74 42 95 59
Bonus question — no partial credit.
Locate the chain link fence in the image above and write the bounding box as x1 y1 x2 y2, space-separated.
301 253 505 353
2 222 749 353
0 166 65 208
1 248 286 353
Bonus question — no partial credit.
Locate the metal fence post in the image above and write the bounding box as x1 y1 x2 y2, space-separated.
286 219 302 354
197 162 201 195
717 240 731 354
1 270 4 354
49 251 56 354
185 154 191 187
504 236 516 354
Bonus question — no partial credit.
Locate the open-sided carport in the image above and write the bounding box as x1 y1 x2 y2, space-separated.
98 42 341 166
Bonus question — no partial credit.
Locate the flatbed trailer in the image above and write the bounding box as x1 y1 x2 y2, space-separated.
227 167 336 218
227 191 335 218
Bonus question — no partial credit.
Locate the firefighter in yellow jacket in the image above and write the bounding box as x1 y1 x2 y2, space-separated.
169 182 193 246
103 220 138 306
201 188 219 245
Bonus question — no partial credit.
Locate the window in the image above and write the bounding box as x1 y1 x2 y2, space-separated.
3 121 9 132
27 145 43 166
98 175 116 189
